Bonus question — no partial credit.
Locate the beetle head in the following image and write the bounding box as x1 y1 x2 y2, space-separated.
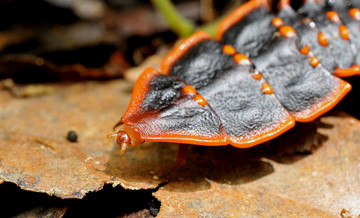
107 123 144 154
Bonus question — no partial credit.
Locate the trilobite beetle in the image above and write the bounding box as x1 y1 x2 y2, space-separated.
108 0 359 169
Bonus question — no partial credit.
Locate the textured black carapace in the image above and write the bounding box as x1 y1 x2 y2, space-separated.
111 0 359 154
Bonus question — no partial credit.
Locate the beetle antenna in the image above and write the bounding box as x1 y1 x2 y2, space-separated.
112 120 123 131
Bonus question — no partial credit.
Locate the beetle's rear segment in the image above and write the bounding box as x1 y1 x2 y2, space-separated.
250 31 352 122
329 0 360 76
305 0 360 77
219 0 352 122
219 0 360 77
294 0 357 75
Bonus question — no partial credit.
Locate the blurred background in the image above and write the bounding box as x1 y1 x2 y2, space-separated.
0 0 238 85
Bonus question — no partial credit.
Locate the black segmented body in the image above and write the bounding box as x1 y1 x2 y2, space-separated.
169 40 235 90
168 40 291 141
220 6 276 58
252 35 340 114
117 0 359 149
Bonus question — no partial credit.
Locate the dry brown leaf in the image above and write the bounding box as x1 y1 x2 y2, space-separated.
0 80 175 198
155 182 332 217
13 206 67 218
153 113 360 216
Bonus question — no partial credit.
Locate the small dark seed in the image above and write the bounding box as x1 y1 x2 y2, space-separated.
67 130 78 142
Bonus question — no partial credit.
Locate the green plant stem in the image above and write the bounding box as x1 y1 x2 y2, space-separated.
197 16 224 38
151 0 195 38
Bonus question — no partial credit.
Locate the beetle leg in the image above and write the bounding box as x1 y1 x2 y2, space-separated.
165 144 188 173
